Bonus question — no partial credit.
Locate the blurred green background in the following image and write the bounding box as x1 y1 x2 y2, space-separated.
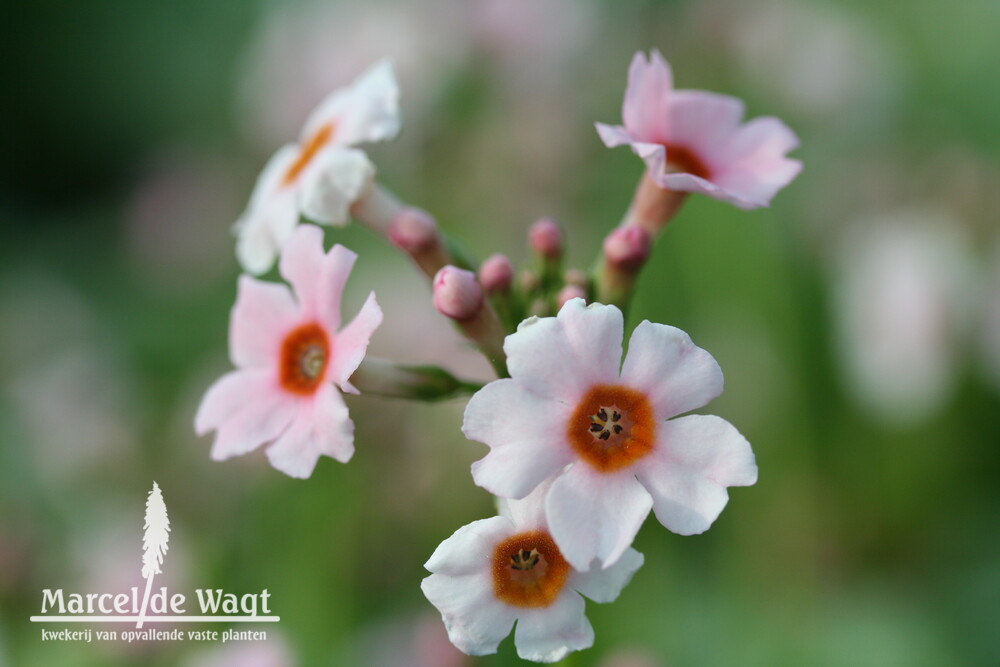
2 0 999 665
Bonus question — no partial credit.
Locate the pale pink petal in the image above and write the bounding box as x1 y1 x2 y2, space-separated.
657 171 764 209
265 383 354 478
545 465 652 570
201 373 297 462
278 224 326 320
710 117 803 208
234 145 300 275
297 147 375 226
195 368 272 435
504 299 623 403
424 516 514 576
620 320 723 419
622 50 672 142
328 291 382 393
635 415 757 535
664 90 745 164
569 547 644 604
230 275 300 369
421 573 517 657
464 380 574 499
595 122 633 148
302 59 401 147
513 591 594 663
316 243 358 333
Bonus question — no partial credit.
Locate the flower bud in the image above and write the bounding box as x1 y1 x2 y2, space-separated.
433 266 484 321
603 226 651 271
478 254 514 293
529 218 562 259
388 207 437 253
557 285 588 309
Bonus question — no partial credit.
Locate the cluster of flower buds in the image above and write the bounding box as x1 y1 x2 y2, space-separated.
196 49 800 661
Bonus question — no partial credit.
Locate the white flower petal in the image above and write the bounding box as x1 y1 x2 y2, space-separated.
234 145 300 275
297 147 375 226
636 415 757 535
504 299 623 403
464 379 574 499
569 547 644 604
421 573 517 657
302 59 401 147
497 478 556 530
545 465 652 570
424 516 514 576
513 591 594 663
620 320 723 419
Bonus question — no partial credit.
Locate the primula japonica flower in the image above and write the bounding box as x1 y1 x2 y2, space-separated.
422 481 643 663
196 225 382 478
596 50 801 209
235 59 400 274
463 299 757 570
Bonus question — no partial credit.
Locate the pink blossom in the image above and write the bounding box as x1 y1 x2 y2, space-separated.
235 60 400 275
463 299 757 570
422 481 643 662
596 50 801 209
196 225 382 478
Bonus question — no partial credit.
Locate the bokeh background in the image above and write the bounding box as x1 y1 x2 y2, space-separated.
2 0 999 665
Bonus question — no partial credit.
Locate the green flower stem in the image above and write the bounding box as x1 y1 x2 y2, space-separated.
349 357 483 401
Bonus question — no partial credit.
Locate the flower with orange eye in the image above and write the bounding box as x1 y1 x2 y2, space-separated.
463 298 758 570
234 59 400 275
596 50 801 210
196 225 382 478
421 482 643 663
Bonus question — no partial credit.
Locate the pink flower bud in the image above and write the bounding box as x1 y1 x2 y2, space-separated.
557 285 588 309
478 254 514 293
433 266 484 321
603 226 651 271
388 208 437 253
529 218 562 259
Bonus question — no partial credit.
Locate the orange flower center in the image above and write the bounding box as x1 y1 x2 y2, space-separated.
279 323 330 395
566 384 656 472
282 122 336 187
492 530 570 608
664 143 712 180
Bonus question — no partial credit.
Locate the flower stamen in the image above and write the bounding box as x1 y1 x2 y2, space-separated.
280 323 331 394
568 385 655 472
492 531 569 608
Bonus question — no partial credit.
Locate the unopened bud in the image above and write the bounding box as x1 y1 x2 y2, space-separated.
603 226 651 271
388 208 437 253
433 266 484 321
478 254 514 293
557 285 588 309
529 218 562 259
